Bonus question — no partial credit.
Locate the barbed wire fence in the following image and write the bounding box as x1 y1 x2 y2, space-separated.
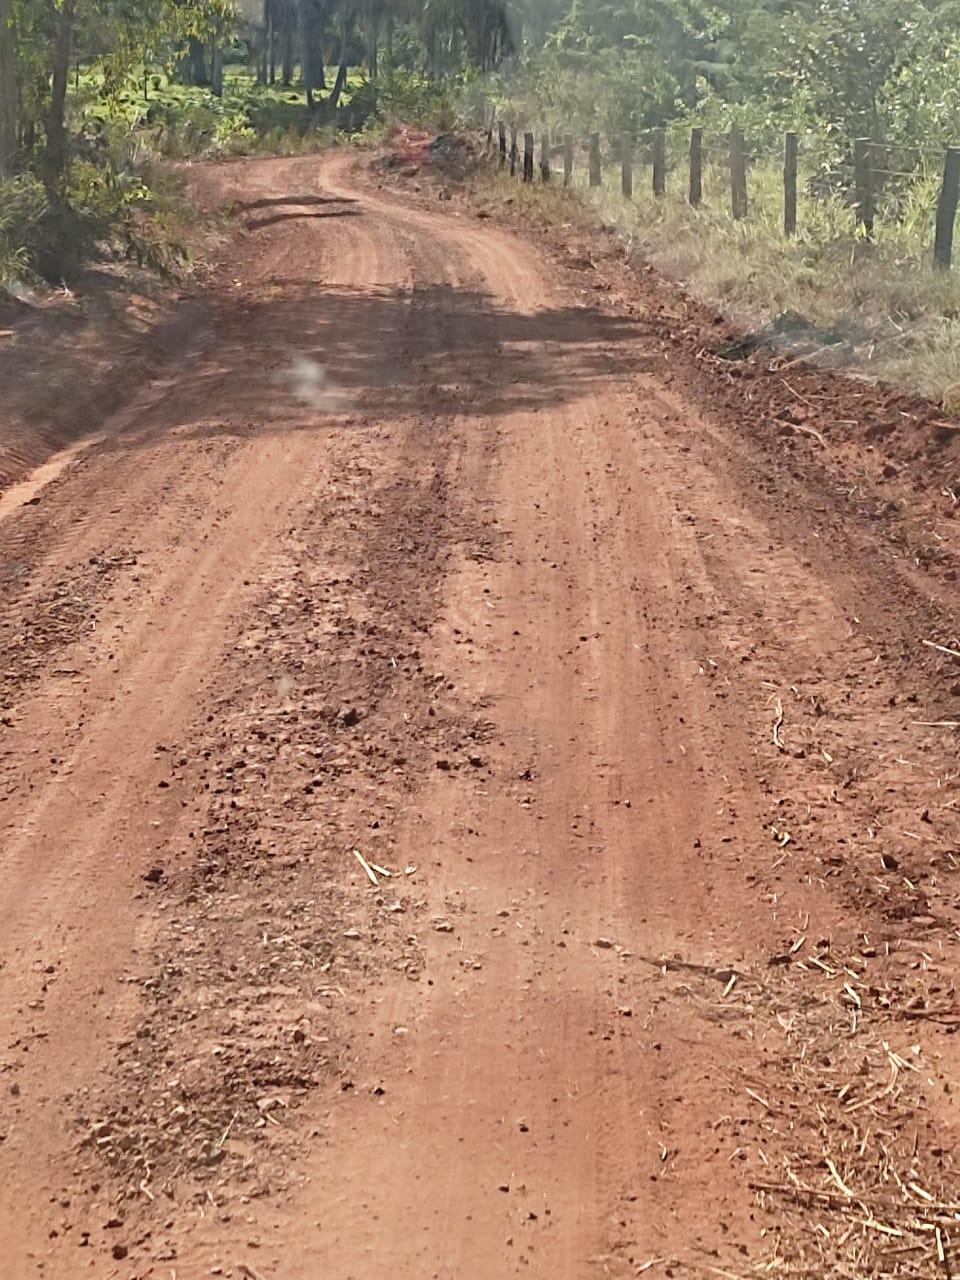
479 108 960 270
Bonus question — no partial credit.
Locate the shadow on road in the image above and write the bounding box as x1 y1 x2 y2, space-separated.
232 194 359 212
244 209 364 231
95 279 643 452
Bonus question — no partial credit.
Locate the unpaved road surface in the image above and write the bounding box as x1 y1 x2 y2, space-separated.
2 151 960 1279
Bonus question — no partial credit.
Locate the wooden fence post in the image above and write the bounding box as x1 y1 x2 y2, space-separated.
934 145 960 269
783 131 798 236
510 127 518 177
689 127 703 206
621 133 633 199
730 128 747 220
498 120 506 168
853 137 874 236
541 130 551 182
523 131 534 182
563 133 574 187
589 132 602 187
652 126 666 197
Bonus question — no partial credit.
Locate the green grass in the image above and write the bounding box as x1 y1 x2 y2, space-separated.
73 65 367 158
2 51 396 294
474 139 960 407
0 59 375 292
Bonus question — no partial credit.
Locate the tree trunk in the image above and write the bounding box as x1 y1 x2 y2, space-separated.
425 27 436 76
278 0 293 83
326 59 348 112
44 0 76 183
322 24 349 117
256 6 266 83
0 0 17 176
299 0 325 109
368 8 378 79
24 79 44 151
211 24 224 97
282 14 294 84
183 37 209 86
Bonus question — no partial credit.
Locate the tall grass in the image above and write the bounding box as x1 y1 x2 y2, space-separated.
473 134 960 405
0 175 46 291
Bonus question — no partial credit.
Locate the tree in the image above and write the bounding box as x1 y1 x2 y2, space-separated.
0 0 17 174
45 0 78 180
755 0 941 140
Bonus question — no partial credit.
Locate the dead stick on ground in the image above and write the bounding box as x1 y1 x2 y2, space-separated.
353 848 379 886
745 1086 771 1110
750 1178 960 1214
781 377 818 409
923 639 960 660
778 417 829 448
773 699 786 751
217 1109 240 1150
826 1157 856 1198
784 420 827 446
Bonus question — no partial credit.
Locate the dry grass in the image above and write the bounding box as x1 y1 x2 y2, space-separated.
471 145 960 409
640 952 960 1278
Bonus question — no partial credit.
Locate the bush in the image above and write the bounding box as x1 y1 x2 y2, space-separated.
0 174 48 288
376 65 466 129
0 126 190 290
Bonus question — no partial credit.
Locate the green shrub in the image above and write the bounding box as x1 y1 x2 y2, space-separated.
0 129 190 289
375 65 467 129
0 174 48 287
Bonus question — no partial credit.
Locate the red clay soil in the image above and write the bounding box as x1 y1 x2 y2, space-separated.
0 268 206 494
0 150 959 1280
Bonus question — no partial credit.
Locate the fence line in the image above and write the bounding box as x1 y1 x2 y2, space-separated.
478 108 960 269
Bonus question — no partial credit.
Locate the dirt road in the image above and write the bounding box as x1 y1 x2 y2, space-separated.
1 150 960 1279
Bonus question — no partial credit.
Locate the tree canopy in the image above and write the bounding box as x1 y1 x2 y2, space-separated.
3 0 960 206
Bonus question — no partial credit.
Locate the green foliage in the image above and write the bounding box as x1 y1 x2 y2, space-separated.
0 118 189 284
0 173 47 287
73 65 367 156
490 48 679 137
2 0 522 289
3 0 960 306
375 64 472 127
489 0 960 173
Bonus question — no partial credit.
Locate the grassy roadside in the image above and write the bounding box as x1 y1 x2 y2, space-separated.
468 147 960 408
